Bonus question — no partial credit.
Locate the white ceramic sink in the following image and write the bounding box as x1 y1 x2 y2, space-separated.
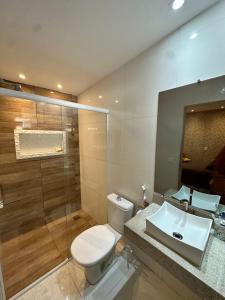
146 202 212 266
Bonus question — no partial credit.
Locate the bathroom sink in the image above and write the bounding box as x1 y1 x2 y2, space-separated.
146 202 212 266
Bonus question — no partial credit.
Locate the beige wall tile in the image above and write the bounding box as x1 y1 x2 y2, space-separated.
78 109 108 222
80 156 107 194
81 183 107 224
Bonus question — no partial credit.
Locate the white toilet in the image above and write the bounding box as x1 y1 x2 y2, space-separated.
71 193 134 284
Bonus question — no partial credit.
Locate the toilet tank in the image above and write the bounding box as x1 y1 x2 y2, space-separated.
107 193 134 234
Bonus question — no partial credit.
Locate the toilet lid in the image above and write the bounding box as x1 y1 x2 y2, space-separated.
71 225 116 267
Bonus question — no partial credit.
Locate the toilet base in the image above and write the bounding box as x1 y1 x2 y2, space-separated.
85 249 116 285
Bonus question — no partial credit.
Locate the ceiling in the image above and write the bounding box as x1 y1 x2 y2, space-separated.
0 0 219 95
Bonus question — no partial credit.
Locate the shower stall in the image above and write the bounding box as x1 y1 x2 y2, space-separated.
0 87 108 299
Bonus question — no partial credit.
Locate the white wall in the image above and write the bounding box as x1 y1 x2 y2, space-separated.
78 1 225 212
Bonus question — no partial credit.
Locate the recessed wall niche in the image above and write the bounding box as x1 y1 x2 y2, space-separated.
14 129 67 159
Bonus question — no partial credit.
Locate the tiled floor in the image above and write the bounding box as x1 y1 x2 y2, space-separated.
15 261 81 300
12 240 126 300
2 209 97 299
3 212 184 300
13 243 183 300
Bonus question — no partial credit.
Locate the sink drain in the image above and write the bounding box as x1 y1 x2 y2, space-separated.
172 232 183 240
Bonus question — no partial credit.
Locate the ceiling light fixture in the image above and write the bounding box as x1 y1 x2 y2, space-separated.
189 32 198 40
172 0 185 10
18 73 26 80
57 83 63 89
191 109 195 112
50 91 54 94
98 95 103 99
115 100 119 104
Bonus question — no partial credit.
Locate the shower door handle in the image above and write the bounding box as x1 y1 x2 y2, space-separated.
0 185 4 209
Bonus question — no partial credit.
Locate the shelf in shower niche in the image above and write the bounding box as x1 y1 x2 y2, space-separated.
14 129 67 159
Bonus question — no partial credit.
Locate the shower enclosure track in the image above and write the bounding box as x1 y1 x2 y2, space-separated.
0 87 109 114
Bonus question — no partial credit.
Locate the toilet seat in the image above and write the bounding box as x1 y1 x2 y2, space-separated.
71 225 116 267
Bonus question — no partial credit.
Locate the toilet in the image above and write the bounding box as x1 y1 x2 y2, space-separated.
71 193 134 284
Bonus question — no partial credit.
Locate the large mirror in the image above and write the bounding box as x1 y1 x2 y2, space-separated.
155 75 225 239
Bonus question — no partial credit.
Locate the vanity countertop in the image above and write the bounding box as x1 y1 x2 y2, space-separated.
124 203 225 300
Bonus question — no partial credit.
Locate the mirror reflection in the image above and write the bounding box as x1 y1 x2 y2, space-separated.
181 101 225 207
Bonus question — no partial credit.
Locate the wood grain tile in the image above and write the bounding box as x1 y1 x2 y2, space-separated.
0 82 82 298
2 210 96 298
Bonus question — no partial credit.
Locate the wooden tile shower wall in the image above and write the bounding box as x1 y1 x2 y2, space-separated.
0 84 81 242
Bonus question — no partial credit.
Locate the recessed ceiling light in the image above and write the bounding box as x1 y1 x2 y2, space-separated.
115 100 119 104
50 91 54 94
57 83 63 89
189 32 198 40
221 106 224 109
18 73 26 80
98 95 103 99
191 109 195 112
172 0 185 10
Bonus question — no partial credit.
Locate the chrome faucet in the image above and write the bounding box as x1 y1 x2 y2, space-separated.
180 199 189 212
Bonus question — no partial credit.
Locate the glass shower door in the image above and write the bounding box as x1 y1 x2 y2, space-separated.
61 106 81 258
0 90 108 299
0 95 49 298
0 96 70 298
65 108 108 258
